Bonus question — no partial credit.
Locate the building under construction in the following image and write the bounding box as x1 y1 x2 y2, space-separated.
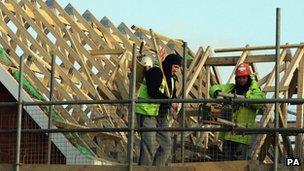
0 0 303 171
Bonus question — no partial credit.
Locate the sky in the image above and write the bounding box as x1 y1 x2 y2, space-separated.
57 0 304 51
56 0 304 83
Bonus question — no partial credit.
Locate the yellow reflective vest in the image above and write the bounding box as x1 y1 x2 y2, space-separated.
135 77 174 116
209 79 266 144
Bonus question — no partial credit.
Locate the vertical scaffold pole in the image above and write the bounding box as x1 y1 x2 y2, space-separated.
127 44 137 171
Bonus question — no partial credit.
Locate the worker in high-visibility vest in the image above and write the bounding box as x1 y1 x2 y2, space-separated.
209 63 266 160
136 54 182 166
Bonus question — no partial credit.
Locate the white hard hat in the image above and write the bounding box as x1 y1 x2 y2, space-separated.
141 55 153 67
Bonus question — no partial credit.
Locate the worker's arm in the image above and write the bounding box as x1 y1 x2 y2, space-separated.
209 83 235 98
172 76 178 99
245 80 266 109
246 80 265 99
145 67 169 99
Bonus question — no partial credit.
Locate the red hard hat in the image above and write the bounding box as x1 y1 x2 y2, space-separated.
235 63 251 76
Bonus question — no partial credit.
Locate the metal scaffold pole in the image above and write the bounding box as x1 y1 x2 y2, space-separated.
127 44 137 171
15 55 24 171
274 7 281 171
47 54 56 164
181 42 187 162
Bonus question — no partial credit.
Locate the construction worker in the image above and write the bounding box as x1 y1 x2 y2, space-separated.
209 63 266 161
135 53 182 166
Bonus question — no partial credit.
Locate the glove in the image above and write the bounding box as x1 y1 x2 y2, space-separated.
245 89 254 99
214 90 221 98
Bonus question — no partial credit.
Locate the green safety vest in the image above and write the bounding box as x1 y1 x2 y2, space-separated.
135 76 174 116
209 79 266 144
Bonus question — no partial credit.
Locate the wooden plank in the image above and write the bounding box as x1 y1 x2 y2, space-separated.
227 45 249 83
133 31 154 51
211 66 222 84
8 0 91 98
17 0 116 131
176 47 204 96
0 9 103 158
257 134 273 162
7 164 197 171
134 30 176 58
166 40 183 57
1 2 52 65
150 28 170 96
198 68 203 98
131 25 183 46
258 64 286 87
0 36 50 97
132 25 185 56
262 85 289 92
279 108 293 158
90 49 124 56
250 51 289 158
295 56 304 160
1 0 131 159
60 3 109 49
65 28 100 99
38 0 97 50
259 49 287 88
214 43 304 52
100 16 133 50
116 22 156 59
188 81 206 99
259 121 304 128
21 0 105 99
3 1 89 32
205 66 211 98
0 37 79 124
251 48 303 159
118 22 142 45
187 47 204 78
205 54 291 66
0 5 52 72
185 47 211 95
82 10 124 51
281 47 304 87
154 36 172 59
57 8 119 102
281 93 288 127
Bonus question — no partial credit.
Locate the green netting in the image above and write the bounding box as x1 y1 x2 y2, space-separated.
75 144 95 158
67 132 95 157
51 111 64 122
0 47 10 65
12 70 45 101
12 71 65 122
12 71 94 158
67 132 77 139
43 106 64 122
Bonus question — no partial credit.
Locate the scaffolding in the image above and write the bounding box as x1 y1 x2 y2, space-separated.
0 1 303 171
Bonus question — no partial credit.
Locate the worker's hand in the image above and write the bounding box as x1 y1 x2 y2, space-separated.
172 110 179 121
214 90 221 98
171 103 179 111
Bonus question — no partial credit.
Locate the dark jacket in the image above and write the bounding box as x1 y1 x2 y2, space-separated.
145 54 182 112
145 67 177 111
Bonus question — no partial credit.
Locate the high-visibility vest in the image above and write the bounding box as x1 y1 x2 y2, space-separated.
209 79 266 144
135 76 174 116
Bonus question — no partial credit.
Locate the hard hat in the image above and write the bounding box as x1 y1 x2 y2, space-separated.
141 55 153 67
235 63 251 76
